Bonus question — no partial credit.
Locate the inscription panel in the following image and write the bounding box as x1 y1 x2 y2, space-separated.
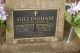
13 10 57 38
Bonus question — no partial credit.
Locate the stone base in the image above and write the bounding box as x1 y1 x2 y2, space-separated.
0 39 80 53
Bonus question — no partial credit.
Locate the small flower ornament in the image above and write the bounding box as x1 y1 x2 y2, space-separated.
67 1 80 15
65 1 80 43
0 0 7 32
0 0 7 21
0 7 7 20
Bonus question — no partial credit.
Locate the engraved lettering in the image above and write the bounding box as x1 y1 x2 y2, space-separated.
13 10 57 38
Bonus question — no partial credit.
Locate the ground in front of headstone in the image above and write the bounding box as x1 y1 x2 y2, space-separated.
0 38 80 53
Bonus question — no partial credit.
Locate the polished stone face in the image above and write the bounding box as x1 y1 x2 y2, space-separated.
13 9 57 38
